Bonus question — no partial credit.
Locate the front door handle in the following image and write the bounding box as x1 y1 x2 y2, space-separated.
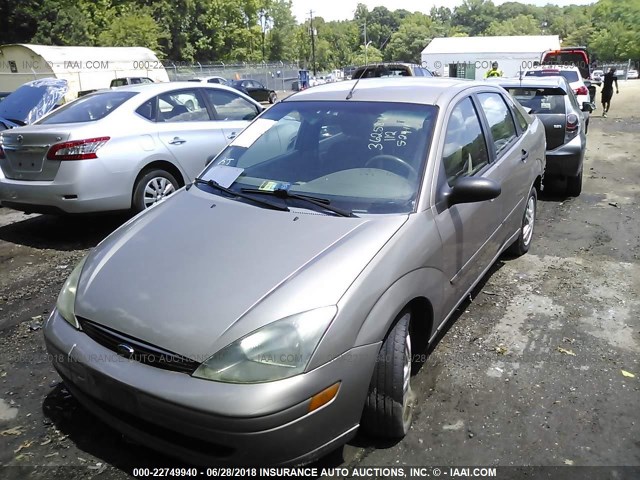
521 149 529 162
227 132 238 140
169 137 186 145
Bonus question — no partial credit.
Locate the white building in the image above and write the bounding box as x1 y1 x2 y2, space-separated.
421 35 561 80
0 44 169 101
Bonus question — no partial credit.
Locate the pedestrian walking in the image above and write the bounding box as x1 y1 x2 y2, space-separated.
601 67 619 117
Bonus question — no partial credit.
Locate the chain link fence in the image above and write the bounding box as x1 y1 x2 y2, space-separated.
164 62 302 92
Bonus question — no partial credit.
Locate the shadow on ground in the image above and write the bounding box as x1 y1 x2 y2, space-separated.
0 214 130 251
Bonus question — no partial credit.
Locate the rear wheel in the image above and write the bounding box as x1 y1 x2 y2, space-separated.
507 186 537 256
566 171 583 197
268 92 278 104
132 169 179 213
361 310 414 438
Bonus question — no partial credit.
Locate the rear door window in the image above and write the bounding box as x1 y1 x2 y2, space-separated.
38 91 136 124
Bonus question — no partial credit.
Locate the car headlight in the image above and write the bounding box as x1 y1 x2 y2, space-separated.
192 306 337 383
56 256 88 329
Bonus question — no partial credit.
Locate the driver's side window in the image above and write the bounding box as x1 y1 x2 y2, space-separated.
442 97 490 186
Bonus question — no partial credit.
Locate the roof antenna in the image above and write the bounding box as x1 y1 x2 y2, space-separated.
346 66 368 100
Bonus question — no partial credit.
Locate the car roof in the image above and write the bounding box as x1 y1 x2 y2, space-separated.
110 81 238 94
90 82 262 107
491 76 569 92
285 77 488 105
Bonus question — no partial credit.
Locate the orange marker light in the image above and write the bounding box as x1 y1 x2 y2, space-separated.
308 382 340 413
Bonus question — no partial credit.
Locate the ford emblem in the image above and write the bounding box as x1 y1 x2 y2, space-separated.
116 343 135 358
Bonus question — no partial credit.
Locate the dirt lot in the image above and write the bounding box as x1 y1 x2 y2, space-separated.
0 82 638 479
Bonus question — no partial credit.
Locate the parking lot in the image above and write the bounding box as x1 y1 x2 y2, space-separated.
0 81 639 478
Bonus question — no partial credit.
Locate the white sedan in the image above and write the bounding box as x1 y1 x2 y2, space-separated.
0 82 263 214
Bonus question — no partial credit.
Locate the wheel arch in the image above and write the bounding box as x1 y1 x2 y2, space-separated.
354 268 442 352
131 160 186 205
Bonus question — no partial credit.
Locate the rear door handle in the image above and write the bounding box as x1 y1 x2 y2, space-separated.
521 149 529 162
227 132 238 140
169 137 186 145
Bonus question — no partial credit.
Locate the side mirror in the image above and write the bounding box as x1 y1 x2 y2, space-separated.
445 177 501 207
582 102 593 113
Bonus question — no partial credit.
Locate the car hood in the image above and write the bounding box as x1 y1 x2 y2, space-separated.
0 78 68 129
75 188 407 360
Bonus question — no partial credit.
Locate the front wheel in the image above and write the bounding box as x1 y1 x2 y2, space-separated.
132 169 179 213
361 310 414 438
507 186 537 257
268 92 277 104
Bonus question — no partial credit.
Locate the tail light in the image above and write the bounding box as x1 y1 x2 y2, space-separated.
0 144 5 160
574 85 589 96
46 137 110 160
565 113 579 142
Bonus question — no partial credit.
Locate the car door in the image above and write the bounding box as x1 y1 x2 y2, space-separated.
475 91 530 240
155 88 229 180
433 95 504 312
200 88 261 145
245 80 268 102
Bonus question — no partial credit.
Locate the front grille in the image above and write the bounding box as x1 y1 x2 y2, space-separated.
59 372 235 459
77 317 200 374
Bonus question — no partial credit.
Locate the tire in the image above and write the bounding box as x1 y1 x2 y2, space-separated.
566 171 583 197
507 186 537 257
268 92 277 104
361 310 414 438
132 169 179 213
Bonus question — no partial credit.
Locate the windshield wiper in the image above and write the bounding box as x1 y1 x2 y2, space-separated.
241 188 357 218
194 178 289 212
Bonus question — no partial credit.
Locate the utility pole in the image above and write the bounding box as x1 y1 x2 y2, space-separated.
364 17 367 64
259 10 268 63
309 10 317 77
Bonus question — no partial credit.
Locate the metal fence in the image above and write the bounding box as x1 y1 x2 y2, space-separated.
164 62 302 91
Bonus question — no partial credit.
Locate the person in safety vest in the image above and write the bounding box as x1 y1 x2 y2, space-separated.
485 61 503 78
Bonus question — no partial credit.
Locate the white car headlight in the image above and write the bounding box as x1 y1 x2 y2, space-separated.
192 306 337 383
56 256 88 329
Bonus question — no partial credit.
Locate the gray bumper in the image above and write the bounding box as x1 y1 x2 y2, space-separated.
43 310 379 465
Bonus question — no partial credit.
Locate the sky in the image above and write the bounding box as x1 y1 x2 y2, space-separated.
291 0 595 23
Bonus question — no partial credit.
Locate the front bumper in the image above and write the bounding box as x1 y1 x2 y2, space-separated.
44 310 379 466
545 135 585 177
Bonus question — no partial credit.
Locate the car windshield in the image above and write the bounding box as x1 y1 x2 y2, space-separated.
199 101 437 214
504 87 566 114
37 91 136 124
526 70 580 83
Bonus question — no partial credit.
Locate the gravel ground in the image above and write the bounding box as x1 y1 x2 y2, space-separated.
0 82 638 479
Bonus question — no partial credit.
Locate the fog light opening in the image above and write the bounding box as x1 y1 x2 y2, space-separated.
308 382 340 413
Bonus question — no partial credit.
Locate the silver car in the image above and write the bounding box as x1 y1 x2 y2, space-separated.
0 82 263 213
44 78 545 465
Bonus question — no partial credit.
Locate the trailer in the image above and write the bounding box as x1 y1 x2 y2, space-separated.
0 44 169 102
421 35 561 80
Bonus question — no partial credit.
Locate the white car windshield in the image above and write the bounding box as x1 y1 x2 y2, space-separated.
200 101 437 214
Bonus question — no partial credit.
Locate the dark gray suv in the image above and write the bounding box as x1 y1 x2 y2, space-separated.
492 76 591 196
353 62 433 79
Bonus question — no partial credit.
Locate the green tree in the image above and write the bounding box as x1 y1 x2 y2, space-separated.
98 6 167 55
452 0 497 36
485 14 542 37
385 13 434 63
